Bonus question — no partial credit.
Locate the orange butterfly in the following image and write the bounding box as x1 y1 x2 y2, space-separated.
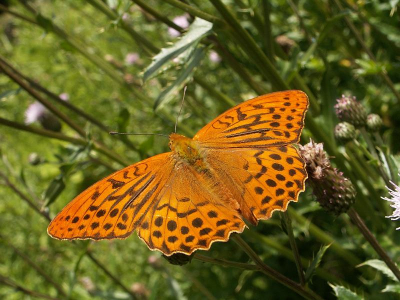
48 90 308 256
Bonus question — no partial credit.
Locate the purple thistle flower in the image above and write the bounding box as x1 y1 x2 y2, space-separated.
25 102 46 125
168 15 189 37
125 52 140 65
209 50 221 63
383 179 400 229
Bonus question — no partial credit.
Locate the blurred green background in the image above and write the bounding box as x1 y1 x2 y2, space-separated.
1 0 400 299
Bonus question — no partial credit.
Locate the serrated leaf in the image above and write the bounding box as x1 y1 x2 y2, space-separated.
329 284 362 300
382 284 400 293
143 18 213 82
358 259 399 282
154 47 205 110
305 244 331 282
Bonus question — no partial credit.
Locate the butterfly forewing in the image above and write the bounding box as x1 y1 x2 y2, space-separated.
206 145 307 223
47 153 173 240
194 90 308 148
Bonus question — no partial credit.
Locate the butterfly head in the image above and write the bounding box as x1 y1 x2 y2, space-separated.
169 133 203 164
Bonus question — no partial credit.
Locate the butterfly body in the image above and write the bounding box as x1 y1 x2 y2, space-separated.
48 90 309 256
169 133 207 172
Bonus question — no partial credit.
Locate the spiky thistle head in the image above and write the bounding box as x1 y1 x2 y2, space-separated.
299 140 356 215
335 122 357 143
334 95 367 128
366 114 383 132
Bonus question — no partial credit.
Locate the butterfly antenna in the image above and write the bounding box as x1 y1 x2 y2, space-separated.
174 86 187 133
110 132 169 138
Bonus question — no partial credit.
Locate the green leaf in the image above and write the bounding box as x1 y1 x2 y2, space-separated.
358 259 399 282
117 108 130 133
43 174 66 207
0 88 22 100
382 284 400 293
329 284 362 300
298 11 349 67
143 18 213 82
305 244 331 282
154 47 205 110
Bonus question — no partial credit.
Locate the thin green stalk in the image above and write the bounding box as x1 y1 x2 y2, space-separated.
85 252 137 298
1 169 137 299
345 143 386 214
181 269 217 300
0 60 86 138
0 117 86 146
331 0 400 103
194 253 259 271
262 0 274 60
288 207 361 266
210 0 289 91
0 55 110 133
131 0 183 32
282 211 306 286
18 0 150 105
348 208 400 281
373 132 397 182
2 237 66 297
232 235 323 300
0 274 59 300
163 0 224 25
87 0 157 55
194 76 236 107
0 117 128 166
0 170 51 221
287 0 312 43
208 36 266 95
0 3 37 24
360 128 391 186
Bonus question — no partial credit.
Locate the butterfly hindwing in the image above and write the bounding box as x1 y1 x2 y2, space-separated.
137 164 246 256
194 90 308 148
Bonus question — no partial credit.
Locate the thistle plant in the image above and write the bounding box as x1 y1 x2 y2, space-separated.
1 1 400 300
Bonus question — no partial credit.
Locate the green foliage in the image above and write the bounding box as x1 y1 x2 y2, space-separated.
1 0 400 299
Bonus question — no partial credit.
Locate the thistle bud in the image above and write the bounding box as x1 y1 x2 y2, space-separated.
311 168 356 215
162 253 194 266
299 140 356 215
38 113 62 132
334 122 356 143
366 114 383 132
334 95 367 128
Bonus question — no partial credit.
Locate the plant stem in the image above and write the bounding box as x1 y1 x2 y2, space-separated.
1 169 136 298
331 0 400 103
0 60 86 138
282 211 306 285
163 0 224 25
348 208 400 281
2 237 67 297
360 128 391 186
131 0 183 32
288 208 361 266
210 0 289 91
232 235 323 300
0 274 59 300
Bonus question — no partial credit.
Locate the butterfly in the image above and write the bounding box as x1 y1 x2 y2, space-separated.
48 90 308 256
